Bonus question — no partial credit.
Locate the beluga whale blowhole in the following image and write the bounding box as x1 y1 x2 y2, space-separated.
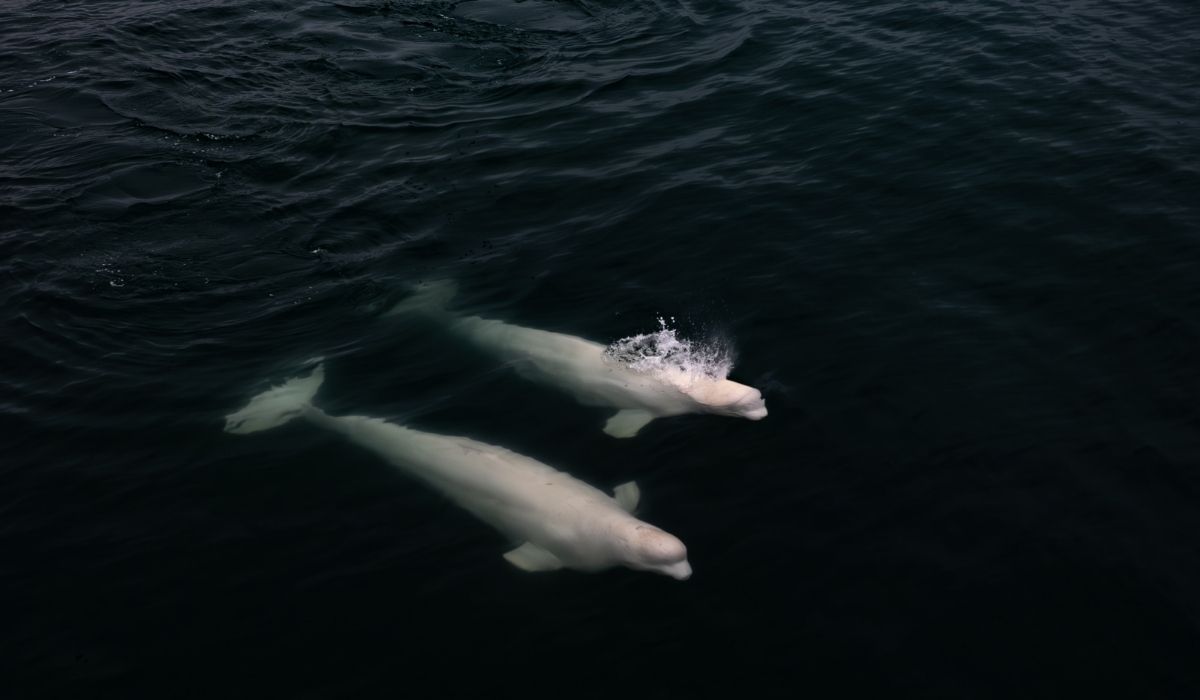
386 281 767 438
224 362 693 580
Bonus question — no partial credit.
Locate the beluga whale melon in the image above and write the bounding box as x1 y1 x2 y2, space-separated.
224 363 693 580
387 281 767 438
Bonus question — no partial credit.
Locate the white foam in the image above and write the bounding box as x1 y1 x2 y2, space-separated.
603 316 733 381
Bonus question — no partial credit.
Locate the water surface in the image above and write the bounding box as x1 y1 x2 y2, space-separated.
3 0 1199 696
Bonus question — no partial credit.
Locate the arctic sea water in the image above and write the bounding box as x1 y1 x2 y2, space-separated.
2 0 1198 696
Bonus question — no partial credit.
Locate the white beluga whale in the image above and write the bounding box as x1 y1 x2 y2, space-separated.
387 281 767 438
224 363 693 580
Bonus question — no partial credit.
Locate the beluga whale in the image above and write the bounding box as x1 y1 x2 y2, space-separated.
386 281 767 438
224 363 693 580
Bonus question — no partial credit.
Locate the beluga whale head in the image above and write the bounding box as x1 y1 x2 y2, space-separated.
603 322 768 424
618 523 693 580
682 377 768 421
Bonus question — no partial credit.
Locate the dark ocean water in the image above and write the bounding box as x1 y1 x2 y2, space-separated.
3 0 1200 696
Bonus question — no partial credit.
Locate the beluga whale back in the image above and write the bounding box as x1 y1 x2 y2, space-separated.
387 281 767 437
224 363 693 580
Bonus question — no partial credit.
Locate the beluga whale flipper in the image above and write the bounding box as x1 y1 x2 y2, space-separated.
224 363 693 580
386 281 767 437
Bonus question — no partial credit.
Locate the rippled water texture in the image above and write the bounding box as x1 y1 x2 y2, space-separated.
3 0 1199 696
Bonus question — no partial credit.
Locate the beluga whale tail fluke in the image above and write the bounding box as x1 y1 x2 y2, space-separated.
224 363 693 580
384 279 459 318
224 359 326 434
384 280 767 437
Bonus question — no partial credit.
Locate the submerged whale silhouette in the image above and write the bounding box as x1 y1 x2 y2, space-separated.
224 363 693 580
387 281 767 437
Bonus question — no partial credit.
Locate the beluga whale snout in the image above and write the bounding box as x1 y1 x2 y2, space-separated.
386 280 768 438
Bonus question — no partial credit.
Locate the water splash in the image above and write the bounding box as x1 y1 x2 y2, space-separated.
603 317 734 380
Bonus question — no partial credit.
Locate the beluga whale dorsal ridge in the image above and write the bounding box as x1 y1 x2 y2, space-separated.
386 281 767 438
224 363 693 580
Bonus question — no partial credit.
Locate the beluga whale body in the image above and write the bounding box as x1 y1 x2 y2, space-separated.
224 363 692 580
387 281 768 438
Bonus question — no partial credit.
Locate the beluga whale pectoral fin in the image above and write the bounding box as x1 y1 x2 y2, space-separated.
613 481 640 513
603 409 655 438
504 542 564 572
